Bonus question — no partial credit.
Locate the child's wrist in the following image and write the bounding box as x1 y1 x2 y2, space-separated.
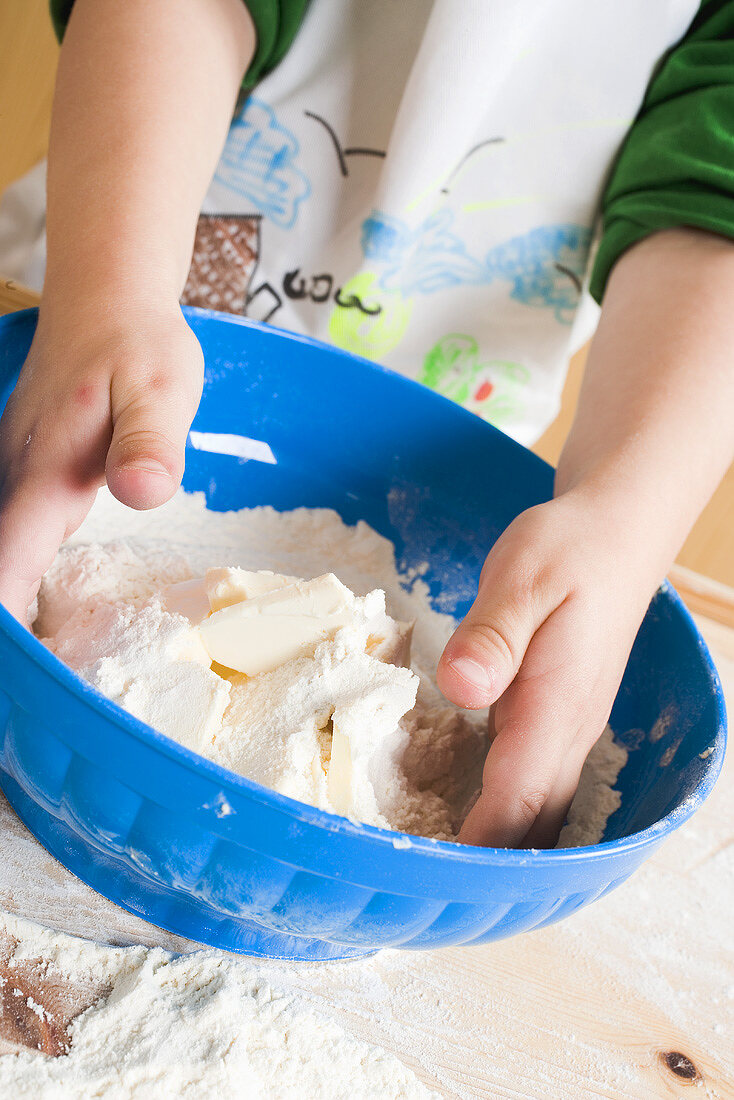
553 472 678 589
42 243 183 326
38 276 183 344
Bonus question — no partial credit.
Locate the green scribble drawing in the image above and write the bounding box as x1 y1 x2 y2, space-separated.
328 272 412 360
461 194 538 214
419 333 530 426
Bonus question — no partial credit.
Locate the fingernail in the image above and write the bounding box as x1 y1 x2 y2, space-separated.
119 459 171 477
448 656 494 700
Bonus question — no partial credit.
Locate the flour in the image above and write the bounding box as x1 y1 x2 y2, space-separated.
0 911 438 1099
35 488 626 845
556 733 628 849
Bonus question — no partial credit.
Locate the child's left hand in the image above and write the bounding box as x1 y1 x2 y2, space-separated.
437 490 656 849
437 229 734 849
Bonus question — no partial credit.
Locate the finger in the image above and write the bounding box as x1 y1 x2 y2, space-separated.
457 731 564 849
0 477 97 623
0 393 109 623
521 751 588 850
106 368 201 510
457 598 611 848
437 587 534 710
437 550 560 711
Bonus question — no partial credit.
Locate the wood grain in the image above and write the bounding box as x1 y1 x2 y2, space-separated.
669 563 734 629
0 929 110 1058
0 278 39 315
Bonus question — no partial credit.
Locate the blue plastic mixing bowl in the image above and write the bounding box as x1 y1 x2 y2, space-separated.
0 307 726 960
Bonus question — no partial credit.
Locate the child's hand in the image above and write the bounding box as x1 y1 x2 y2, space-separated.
0 307 203 621
0 0 255 623
437 491 656 849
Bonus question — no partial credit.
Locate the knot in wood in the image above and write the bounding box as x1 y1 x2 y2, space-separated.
659 1050 701 1084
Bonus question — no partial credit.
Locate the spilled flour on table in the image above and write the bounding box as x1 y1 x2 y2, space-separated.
0 911 437 1099
35 488 626 844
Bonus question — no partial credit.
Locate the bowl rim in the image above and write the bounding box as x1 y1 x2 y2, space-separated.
0 309 727 870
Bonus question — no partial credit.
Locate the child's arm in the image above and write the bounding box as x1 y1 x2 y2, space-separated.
0 0 255 618
439 228 734 848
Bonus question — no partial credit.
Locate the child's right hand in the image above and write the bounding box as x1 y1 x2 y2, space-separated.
0 305 204 622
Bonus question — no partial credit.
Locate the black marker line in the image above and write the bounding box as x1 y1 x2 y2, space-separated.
441 137 505 195
240 213 263 318
305 111 386 176
246 281 283 323
334 289 357 308
283 268 308 299
553 263 582 294
309 273 333 303
343 146 386 160
304 110 348 176
334 288 382 315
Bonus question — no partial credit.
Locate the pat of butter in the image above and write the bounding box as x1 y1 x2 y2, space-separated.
197 573 355 676
327 717 353 816
161 578 211 625
205 567 298 611
162 568 298 624
367 620 414 669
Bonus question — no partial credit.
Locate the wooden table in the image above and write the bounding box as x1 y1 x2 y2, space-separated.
1 16 733 1082
1 614 732 1098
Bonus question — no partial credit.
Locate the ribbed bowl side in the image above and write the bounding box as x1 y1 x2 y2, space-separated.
0 695 452 950
0 674 666 955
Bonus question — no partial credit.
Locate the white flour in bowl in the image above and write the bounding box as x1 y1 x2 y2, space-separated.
34 488 626 845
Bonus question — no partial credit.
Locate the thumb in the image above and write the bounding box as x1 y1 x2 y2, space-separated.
106 370 201 511
437 556 552 710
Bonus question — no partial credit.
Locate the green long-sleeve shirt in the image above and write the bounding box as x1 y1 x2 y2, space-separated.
51 0 734 304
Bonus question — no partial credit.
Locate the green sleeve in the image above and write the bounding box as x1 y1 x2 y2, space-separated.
48 1 310 91
238 0 310 90
590 0 734 302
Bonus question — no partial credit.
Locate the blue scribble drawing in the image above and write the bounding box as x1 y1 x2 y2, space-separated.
214 98 310 229
485 224 591 324
361 209 486 296
361 211 412 267
360 210 589 322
